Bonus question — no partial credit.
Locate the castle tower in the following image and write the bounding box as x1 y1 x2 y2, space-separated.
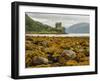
55 22 65 33
55 22 62 29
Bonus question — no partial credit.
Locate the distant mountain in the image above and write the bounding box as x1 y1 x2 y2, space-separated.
25 14 65 34
65 23 89 34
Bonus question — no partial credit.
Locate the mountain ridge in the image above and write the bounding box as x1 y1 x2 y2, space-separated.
65 23 89 34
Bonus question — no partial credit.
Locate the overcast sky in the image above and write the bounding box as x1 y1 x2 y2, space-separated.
26 12 89 28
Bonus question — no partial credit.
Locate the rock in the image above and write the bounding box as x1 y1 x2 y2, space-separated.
79 61 89 65
41 41 48 47
58 57 67 65
52 57 59 62
78 48 84 52
65 60 78 66
61 50 76 60
79 57 89 62
48 54 59 63
32 56 49 65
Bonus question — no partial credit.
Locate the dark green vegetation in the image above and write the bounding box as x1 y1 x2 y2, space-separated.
25 36 89 68
25 14 65 34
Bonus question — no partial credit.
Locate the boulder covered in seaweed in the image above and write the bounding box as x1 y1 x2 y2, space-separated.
32 56 49 65
61 50 76 60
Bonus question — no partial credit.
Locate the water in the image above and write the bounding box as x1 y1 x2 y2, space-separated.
26 34 89 37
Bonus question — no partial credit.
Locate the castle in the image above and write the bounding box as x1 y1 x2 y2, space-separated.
55 22 65 33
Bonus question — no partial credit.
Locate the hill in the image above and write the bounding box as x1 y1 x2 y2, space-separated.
65 23 89 34
25 14 65 34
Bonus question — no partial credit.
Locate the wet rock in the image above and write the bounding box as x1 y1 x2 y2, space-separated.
61 50 76 60
32 56 49 65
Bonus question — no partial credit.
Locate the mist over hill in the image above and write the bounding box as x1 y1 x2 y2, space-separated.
65 23 89 34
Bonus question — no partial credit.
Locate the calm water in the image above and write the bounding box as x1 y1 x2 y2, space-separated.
26 34 89 37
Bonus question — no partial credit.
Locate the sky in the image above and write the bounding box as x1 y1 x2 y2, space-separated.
26 12 89 28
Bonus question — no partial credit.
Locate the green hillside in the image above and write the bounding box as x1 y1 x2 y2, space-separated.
25 14 65 34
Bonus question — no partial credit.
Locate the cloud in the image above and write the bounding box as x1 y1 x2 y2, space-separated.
26 12 89 28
